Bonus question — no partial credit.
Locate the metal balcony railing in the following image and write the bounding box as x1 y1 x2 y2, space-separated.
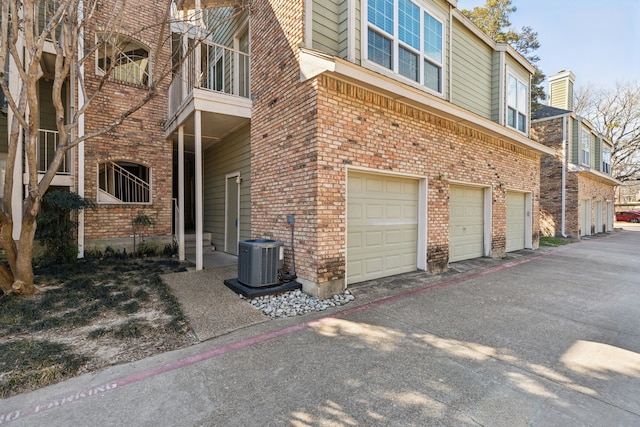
168 39 249 118
98 161 151 204
37 0 63 40
37 129 70 175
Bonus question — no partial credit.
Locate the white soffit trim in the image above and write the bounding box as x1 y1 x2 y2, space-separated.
299 48 555 156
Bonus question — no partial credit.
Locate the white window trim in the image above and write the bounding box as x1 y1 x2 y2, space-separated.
361 0 446 98
233 20 250 97
506 71 529 134
602 145 612 174
224 171 241 253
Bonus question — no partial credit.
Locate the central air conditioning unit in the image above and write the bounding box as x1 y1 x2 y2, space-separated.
238 239 284 288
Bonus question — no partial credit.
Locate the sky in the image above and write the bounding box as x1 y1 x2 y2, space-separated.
458 0 640 91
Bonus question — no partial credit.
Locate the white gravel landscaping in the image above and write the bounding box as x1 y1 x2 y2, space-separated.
244 289 356 318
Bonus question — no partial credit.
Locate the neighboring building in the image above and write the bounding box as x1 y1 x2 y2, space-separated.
615 180 640 205
531 71 619 238
0 1 173 253
166 0 554 298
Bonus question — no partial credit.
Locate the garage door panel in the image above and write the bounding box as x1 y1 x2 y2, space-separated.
365 257 384 274
386 254 401 269
347 259 362 277
348 172 419 284
365 230 384 247
449 185 484 263
386 229 402 244
366 177 384 192
347 231 363 249
347 204 363 222
366 203 383 219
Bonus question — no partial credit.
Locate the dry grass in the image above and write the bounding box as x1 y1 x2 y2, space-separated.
0 257 198 398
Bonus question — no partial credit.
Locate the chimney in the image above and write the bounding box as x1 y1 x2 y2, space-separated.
548 70 576 111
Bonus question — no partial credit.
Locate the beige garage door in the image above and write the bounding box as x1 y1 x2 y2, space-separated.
506 191 526 252
347 172 418 284
449 185 484 263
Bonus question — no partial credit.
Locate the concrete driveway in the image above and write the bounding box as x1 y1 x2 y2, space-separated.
2 229 640 426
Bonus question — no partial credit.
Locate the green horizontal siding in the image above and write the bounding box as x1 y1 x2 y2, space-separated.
354 0 361 63
313 0 341 55
451 20 492 119
203 125 251 252
337 0 349 58
571 117 579 164
491 52 501 123
593 135 601 171
205 7 236 47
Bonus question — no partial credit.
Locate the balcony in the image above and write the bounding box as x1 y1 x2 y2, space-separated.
37 0 63 42
165 39 251 148
36 129 70 175
21 129 73 187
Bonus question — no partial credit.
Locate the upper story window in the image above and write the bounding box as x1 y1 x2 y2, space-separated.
366 0 444 94
580 127 591 166
96 35 150 87
602 146 612 174
507 74 528 133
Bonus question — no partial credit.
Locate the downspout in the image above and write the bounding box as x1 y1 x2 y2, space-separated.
560 115 567 237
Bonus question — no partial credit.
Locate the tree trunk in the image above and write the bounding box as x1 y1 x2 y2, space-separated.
5 213 39 295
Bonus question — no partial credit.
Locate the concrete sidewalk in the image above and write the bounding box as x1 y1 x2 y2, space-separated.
2 229 640 426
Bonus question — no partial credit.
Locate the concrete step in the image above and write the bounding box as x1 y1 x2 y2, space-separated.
182 233 214 251
183 232 212 243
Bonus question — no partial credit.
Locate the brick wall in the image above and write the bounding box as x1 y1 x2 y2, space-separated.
315 76 541 277
532 117 615 237
250 1 320 282
531 117 569 236
79 0 172 245
250 1 542 297
577 174 616 235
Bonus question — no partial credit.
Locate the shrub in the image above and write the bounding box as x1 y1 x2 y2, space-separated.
36 191 94 265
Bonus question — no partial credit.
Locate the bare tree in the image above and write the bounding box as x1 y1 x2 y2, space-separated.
575 81 640 182
0 0 192 294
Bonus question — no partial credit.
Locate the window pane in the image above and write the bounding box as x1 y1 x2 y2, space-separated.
399 46 418 81
517 81 527 111
368 29 392 69
583 137 590 151
399 0 420 50
518 113 526 132
507 75 517 107
424 59 441 92
368 0 393 34
424 13 442 63
507 107 516 128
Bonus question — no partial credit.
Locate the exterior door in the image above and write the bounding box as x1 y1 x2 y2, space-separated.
225 174 240 255
580 199 591 237
449 185 485 262
506 191 526 252
347 172 419 284
594 201 602 234
606 201 613 232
